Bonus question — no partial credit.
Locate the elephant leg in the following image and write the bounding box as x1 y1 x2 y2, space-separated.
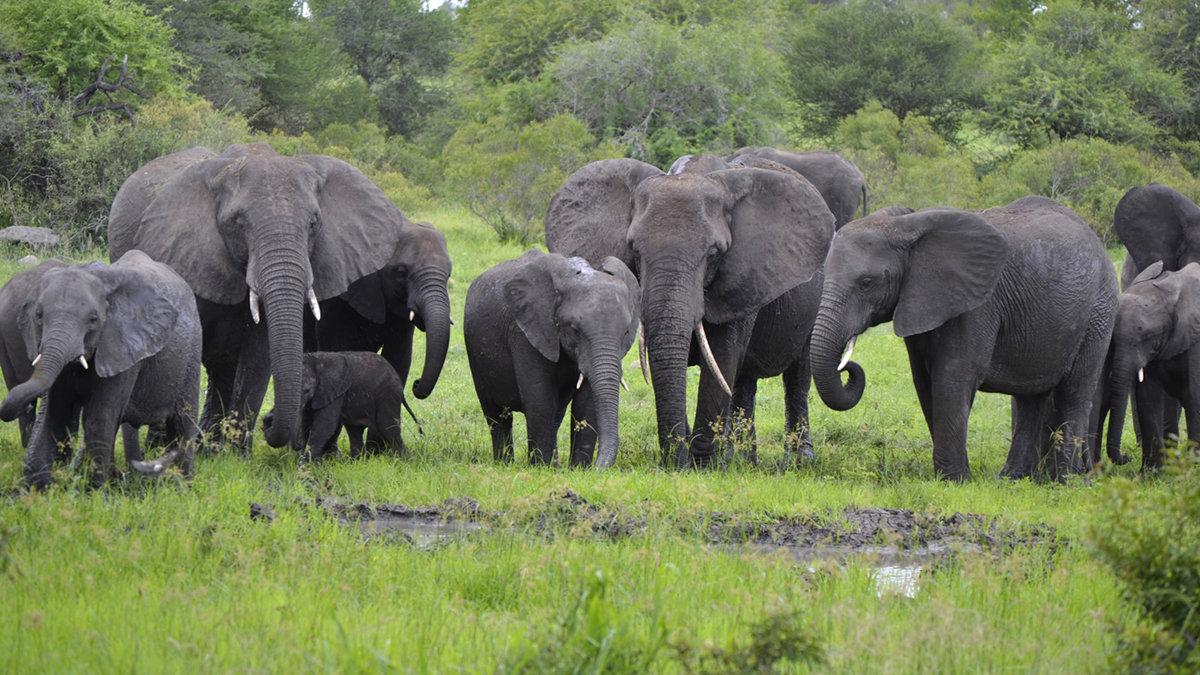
121 423 144 464
83 388 136 488
927 371 979 482
726 372 758 465
227 327 272 453
304 404 343 463
569 385 598 468
691 316 753 469
347 425 367 458
525 402 567 467
376 416 406 458
1162 395 1183 444
1001 395 1049 479
199 355 238 441
514 364 566 466
1135 379 1167 471
906 348 936 439
782 341 814 462
380 322 415 391
24 395 64 489
484 405 515 463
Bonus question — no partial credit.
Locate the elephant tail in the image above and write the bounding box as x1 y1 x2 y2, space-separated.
402 396 424 436
861 184 868 219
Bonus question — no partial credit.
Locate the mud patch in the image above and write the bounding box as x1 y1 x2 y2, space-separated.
320 497 487 547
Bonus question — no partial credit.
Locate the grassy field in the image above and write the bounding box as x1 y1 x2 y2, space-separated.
0 207 1159 673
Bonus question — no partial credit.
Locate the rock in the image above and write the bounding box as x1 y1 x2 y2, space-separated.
17 255 38 267
0 226 59 248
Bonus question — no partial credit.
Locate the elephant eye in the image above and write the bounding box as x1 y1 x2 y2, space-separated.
859 277 877 290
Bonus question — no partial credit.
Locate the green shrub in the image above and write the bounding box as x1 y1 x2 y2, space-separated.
442 113 622 244
1090 447 1200 673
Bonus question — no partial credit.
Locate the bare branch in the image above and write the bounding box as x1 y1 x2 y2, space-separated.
68 54 144 116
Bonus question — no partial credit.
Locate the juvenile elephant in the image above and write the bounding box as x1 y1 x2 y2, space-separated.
1112 184 1200 444
811 198 1117 481
262 351 408 462
307 221 452 400
545 160 834 467
1103 262 1200 470
464 251 641 468
109 143 408 452
0 251 202 487
726 147 867 228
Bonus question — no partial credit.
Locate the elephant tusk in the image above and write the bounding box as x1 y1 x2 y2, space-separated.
621 377 629 392
308 288 321 321
32 353 40 367
695 321 732 398
449 315 455 326
409 310 415 322
249 289 261 324
1138 368 1144 383
838 335 858 372
79 355 88 370
577 373 585 390
638 323 650 384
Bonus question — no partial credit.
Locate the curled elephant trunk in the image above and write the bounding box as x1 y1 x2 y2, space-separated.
411 271 451 400
810 305 867 411
0 340 74 422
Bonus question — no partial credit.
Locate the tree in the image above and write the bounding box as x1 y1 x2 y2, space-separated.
1136 0 1200 141
549 12 787 165
786 0 981 137
0 0 189 100
308 0 454 137
982 3 1191 148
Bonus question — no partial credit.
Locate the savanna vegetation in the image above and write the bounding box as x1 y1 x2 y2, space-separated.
2 0 1200 672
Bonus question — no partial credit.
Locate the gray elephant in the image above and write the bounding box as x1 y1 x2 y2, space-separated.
726 147 867 228
669 154 825 463
306 220 452 400
870 206 915 217
464 251 641 468
108 143 408 452
1112 184 1200 445
262 351 409 462
1103 262 1200 470
545 160 834 468
0 251 202 488
810 197 1117 481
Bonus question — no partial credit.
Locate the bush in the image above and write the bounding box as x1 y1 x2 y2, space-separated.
1090 447 1200 673
979 137 1200 246
442 113 622 243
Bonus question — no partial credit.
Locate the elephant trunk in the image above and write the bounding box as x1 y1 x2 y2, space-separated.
258 247 308 448
411 270 451 400
588 355 626 469
810 302 867 411
645 319 694 467
1105 356 1136 465
0 332 75 422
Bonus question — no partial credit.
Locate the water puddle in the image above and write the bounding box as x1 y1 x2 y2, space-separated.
355 512 487 547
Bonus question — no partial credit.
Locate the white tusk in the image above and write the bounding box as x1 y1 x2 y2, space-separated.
32 353 41 366
638 323 650 384
409 310 415 322
838 335 858 372
696 322 732 397
1138 368 1144 383
308 288 321 321
621 377 629 392
249 289 261 324
577 373 585 390
79 355 88 370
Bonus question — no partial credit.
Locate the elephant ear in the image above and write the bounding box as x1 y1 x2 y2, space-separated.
94 257 182 378
309 354 352 409
1130 260 1166 286
301 155 407 300
1152 264 1200 359
133 148 248 304
600 256 642 350
545 159 664 269
340 271 388 325
1114 184 1200 271
891 209 1010 338
705 168 836 323
504 252 562 363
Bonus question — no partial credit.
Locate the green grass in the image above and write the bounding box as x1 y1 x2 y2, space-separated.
0 207 1159 673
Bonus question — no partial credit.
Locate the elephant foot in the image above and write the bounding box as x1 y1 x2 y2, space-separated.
998 464 1035 481
690 452 718 470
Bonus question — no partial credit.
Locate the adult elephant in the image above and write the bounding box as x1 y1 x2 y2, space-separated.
811 197 1117 481
726 147 867 228
545 159 834 467
109 143 406 450
305 220 452 399
1110 184 1200 446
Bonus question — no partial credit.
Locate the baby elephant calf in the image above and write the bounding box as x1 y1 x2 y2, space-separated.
263 351 409 461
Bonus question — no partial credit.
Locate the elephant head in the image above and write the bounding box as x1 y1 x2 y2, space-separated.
1105 262 1200 464
506 252 641 468
810 209 1010 411
545 159 834 464
1114 184 1200 273
0 253 183 421
338 221 453 399
109 143 405 447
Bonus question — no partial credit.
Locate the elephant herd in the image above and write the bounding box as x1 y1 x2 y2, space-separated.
0 141 1195 487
